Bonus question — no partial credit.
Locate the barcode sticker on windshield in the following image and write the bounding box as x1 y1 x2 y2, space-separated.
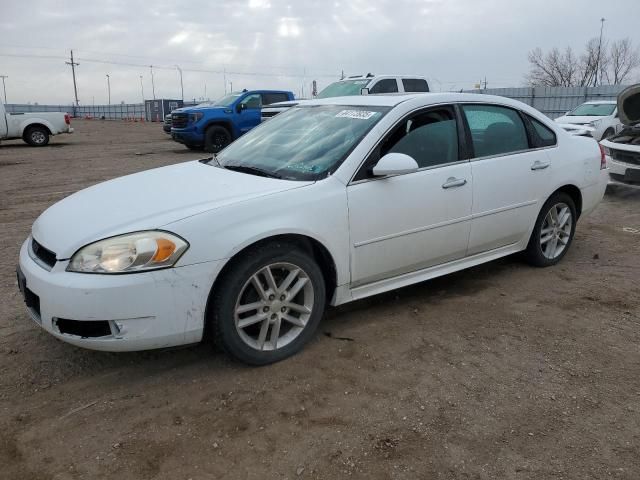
335 110 378 120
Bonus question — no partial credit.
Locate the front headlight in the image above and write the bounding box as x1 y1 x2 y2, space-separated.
67 231 188 274
188 112 204 123
589 119 602 128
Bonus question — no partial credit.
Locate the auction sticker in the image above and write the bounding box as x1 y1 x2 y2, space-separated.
335 110 378 120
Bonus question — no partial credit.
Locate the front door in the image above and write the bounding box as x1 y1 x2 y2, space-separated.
347 105 472 287
236 93 262 135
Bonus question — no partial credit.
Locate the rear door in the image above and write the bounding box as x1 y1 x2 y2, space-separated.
461 104 553 255
261 92 290 106
401 78 430 93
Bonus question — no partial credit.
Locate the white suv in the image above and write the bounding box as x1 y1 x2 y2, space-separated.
261 74 429 121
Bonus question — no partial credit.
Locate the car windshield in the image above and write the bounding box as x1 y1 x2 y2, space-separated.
316 79 371 99
569 103 616 116
210 105 390 180
211 92 243 107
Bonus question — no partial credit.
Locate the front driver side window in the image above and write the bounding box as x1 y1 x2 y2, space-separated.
240 94 262 109
353 107 459 180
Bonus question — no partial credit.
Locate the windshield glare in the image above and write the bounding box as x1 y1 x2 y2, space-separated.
213 105 389 180
212 92 243 107
569 103 616 116
316 79 371 99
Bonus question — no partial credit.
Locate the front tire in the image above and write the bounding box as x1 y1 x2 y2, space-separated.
524 192 576 267
204 126 231 153
24 126 50 146
209 241 326 365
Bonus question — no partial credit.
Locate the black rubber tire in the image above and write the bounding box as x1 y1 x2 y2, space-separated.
204 125 231 153
185 144 203 151
209 241 326 365
524 192 577 267
601 128 614 140
24 126 50 147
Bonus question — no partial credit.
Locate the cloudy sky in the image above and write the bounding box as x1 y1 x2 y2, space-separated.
0 0 638 105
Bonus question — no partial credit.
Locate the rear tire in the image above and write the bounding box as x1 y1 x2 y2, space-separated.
204 126 231 153
209 241 326 365
524 192 576 267
24 126 50 147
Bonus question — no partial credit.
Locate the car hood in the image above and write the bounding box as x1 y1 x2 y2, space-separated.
173 106 225 114
618 84 640 126
32 161 312 259
555 115 606 125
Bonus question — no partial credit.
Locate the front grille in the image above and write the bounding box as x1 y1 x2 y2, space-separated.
31 238 57 268
611 148 640 166
171 113 188 129
55 319 112 338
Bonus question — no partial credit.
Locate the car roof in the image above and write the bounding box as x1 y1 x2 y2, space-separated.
300 92 531 108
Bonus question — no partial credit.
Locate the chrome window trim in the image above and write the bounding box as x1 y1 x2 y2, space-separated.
468 144 559 162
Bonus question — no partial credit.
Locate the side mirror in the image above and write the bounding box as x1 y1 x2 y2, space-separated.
360 87 369 95
372 153 419 177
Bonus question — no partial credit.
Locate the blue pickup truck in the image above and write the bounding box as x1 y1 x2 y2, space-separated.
170 89 294 152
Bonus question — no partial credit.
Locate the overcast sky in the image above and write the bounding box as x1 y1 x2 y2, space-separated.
1 0 638 105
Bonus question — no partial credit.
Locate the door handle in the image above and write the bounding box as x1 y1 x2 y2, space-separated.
442 177 467 189
531 161 550 171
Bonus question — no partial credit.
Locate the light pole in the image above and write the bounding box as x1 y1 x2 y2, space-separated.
175 65 184 101
596 17 606 86
139 75 145 103
106 74 111 105
150 65 156 100
0 75 7 104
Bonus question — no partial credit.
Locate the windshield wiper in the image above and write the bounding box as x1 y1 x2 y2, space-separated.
224 164 283 179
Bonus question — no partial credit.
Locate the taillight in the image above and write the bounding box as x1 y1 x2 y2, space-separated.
64 114 71 125
599 144 607 170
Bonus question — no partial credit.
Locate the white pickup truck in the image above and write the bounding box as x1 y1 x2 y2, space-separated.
1 101 74 146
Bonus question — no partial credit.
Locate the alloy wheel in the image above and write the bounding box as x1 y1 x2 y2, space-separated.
540 202 573 259
234 262 314 351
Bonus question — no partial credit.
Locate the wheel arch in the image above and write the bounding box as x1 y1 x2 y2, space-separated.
203 233 339 336
203 119 233 136
22 122 53 139
553 184 583 218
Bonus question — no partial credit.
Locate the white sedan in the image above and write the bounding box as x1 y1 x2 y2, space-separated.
17 94 609 364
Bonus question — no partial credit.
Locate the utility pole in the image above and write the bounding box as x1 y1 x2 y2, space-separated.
106 74 111 105
65 50 80 106
150 65 156 100
223 68 227 94
483 76 488 89
175 65 184 101
230 81 233 92
139 75 145 103
0 75 7 104
595 17 606 86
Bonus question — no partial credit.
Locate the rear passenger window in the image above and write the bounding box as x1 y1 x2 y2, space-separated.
462 105 529 158
262 93 289 105
527 115 557 147
402 79 429 92
369 79 399 94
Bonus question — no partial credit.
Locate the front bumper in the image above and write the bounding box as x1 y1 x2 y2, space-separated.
559 123 594 137
17 238 222 351
171 129 202 147
607 154 640 189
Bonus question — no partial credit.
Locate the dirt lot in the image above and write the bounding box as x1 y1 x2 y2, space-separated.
1 120 639 480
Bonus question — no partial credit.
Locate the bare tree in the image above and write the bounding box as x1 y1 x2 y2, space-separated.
608 38 640 84
526 47 579 87
526 37 639 87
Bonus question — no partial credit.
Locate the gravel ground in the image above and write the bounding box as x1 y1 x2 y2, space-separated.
1 120 639 480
